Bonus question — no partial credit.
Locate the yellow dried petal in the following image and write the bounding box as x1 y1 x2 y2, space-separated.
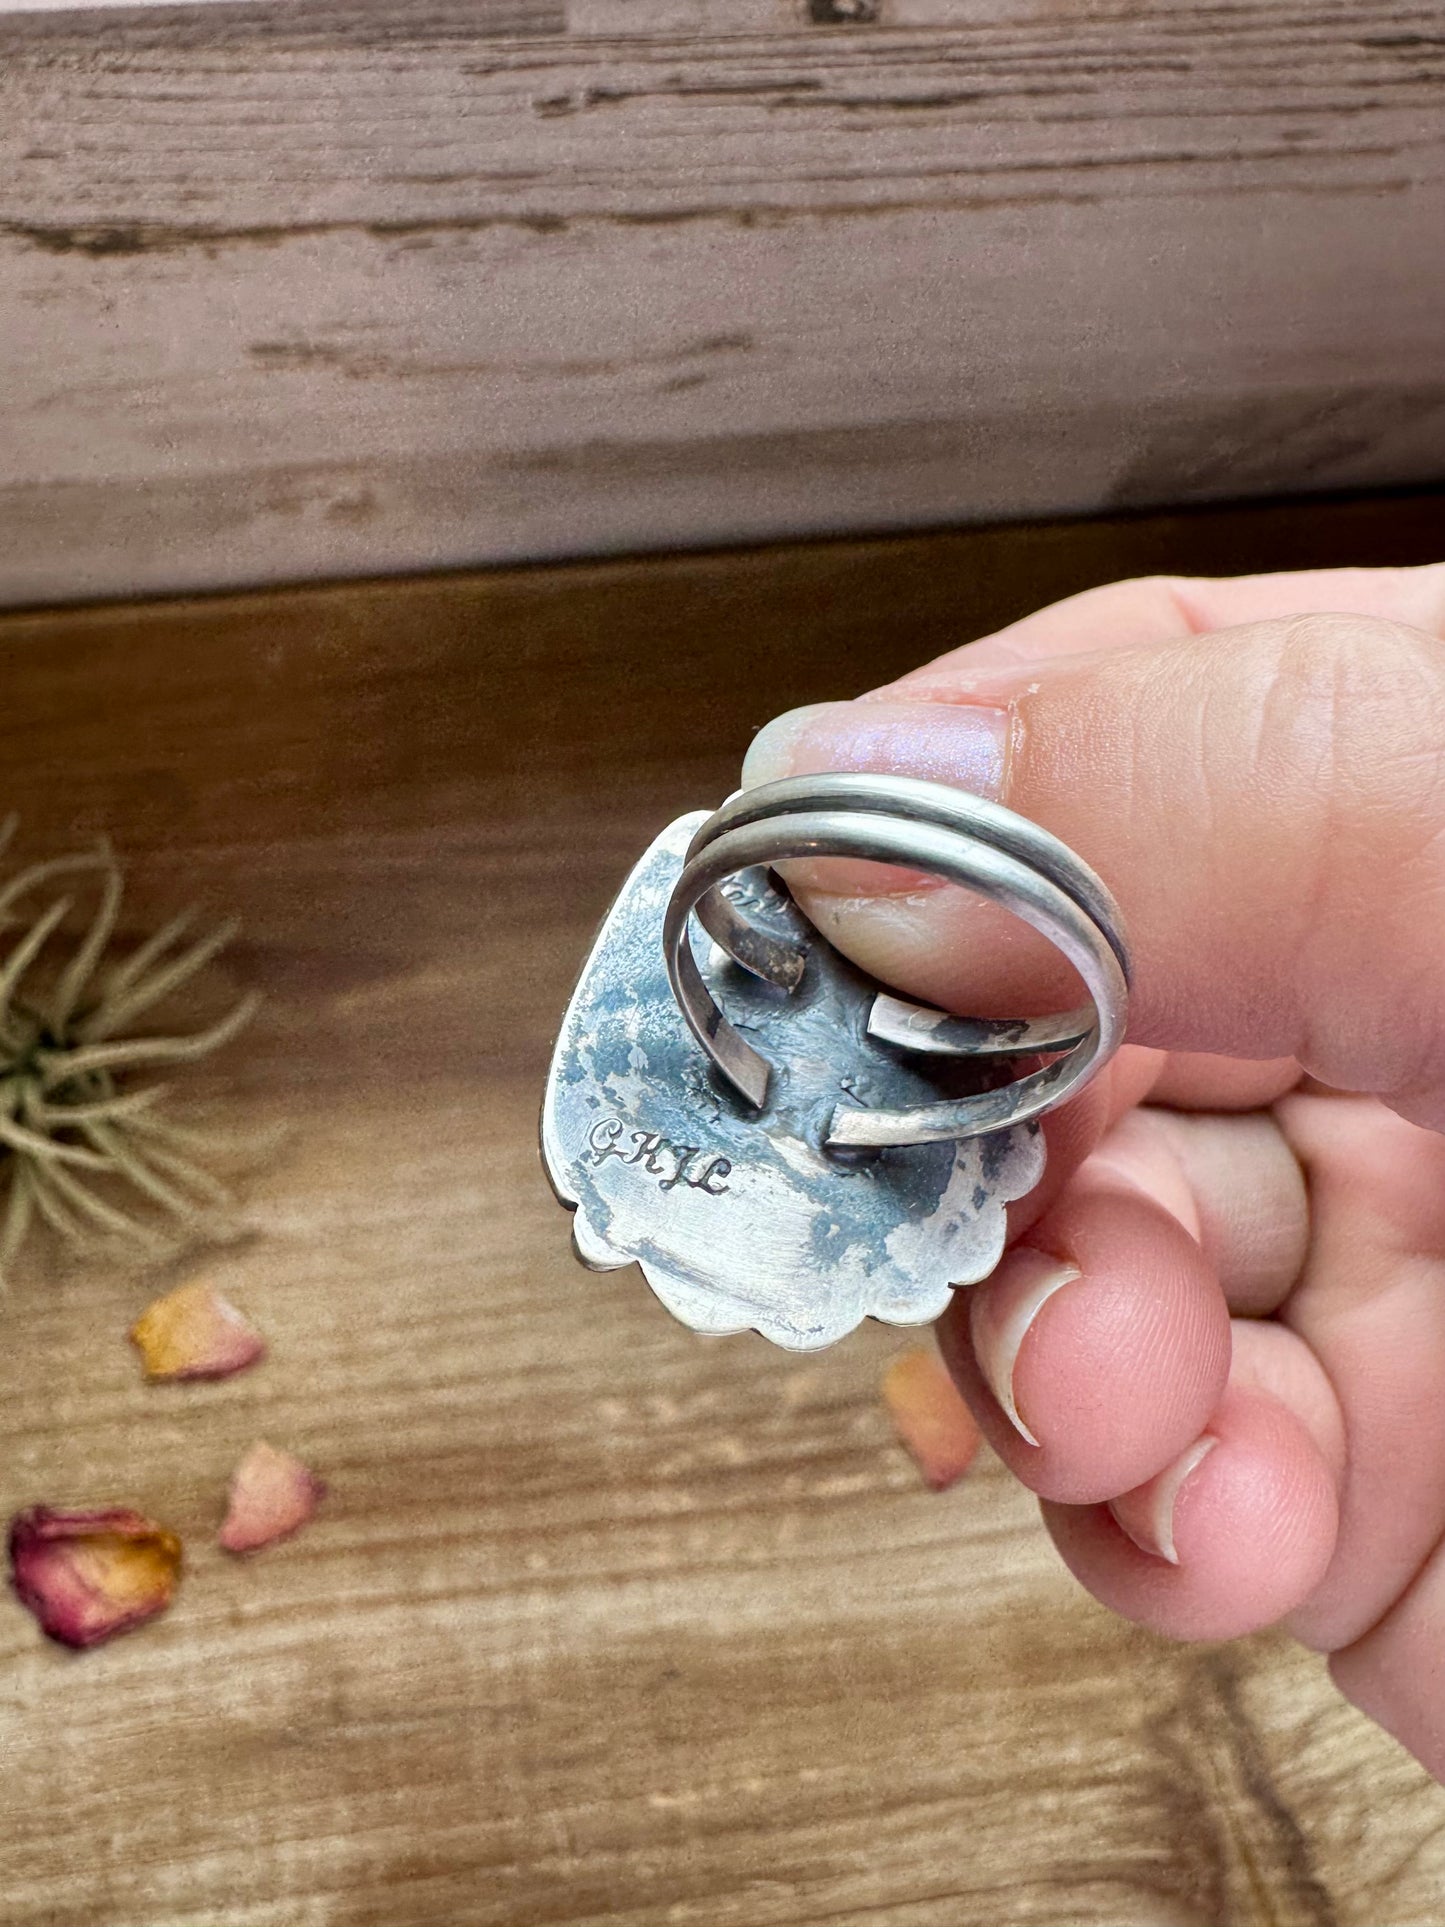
130 1281 265 1381
882 1348 980 1492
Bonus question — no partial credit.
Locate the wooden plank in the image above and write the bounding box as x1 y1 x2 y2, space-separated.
0 1 246 13
0 504 1444 1925
0 1 1442 605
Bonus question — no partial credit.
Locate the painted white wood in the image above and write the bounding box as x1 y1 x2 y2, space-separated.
0 2 249 12
1 0 1441 604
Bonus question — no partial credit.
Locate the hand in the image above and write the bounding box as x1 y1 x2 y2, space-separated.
742 562 1445 1778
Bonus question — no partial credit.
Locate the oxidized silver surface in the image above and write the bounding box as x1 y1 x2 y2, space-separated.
666 776 1130 1149
541 811 1044 1351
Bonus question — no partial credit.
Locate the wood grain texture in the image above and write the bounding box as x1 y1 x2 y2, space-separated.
0 0 247 14
0 0 1442 606
1 500 1444 1926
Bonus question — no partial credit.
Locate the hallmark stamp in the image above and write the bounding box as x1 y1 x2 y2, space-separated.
588 1116 732 1195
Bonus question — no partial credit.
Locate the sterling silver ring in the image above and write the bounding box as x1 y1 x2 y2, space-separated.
661 773 1130 1150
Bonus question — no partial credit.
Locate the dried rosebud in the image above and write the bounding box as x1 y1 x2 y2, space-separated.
219 1442 325 1554
129 1281 266 1382
9 1505 182 1649
882 1348 981 1492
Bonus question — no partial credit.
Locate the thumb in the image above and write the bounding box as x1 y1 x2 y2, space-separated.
741 613 1445 1130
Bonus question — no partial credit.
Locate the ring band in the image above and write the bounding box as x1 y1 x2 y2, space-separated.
661 776 1129 1150
688 772 1130 988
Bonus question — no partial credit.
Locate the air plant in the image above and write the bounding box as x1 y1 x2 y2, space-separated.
0 822 258 1288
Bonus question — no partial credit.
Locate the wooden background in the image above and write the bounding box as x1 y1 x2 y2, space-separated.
2 0 1444 606
2 495 1445 1926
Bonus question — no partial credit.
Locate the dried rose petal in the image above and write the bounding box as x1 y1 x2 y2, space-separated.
882 1348 981 1492
219 1441 325 1554
129 1282 266 1382
9 1506 182 1649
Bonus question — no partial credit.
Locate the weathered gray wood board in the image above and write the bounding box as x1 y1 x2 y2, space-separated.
1 0 1443 606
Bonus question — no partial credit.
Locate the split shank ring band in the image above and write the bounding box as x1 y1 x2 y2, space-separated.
661 773 1131 1151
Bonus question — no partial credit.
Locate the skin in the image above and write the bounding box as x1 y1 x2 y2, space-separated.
740 561 1445 1778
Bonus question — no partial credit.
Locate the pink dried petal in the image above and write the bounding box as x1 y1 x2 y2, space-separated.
882 1348 981 1492
9 1505 182 1649
219 1441 325 1554
129 1281 266 1382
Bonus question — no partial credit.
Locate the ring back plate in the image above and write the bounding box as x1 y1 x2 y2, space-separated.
541 812 1044 1350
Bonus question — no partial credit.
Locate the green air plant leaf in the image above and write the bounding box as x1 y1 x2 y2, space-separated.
0 839 256 1290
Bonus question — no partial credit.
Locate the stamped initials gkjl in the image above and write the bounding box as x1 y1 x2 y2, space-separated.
588 1117 731 1195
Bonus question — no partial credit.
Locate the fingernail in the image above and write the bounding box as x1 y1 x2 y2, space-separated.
1108 1437 1218 1565
743 698 1011 799
969 1250 1081 1447
741 702 838 787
